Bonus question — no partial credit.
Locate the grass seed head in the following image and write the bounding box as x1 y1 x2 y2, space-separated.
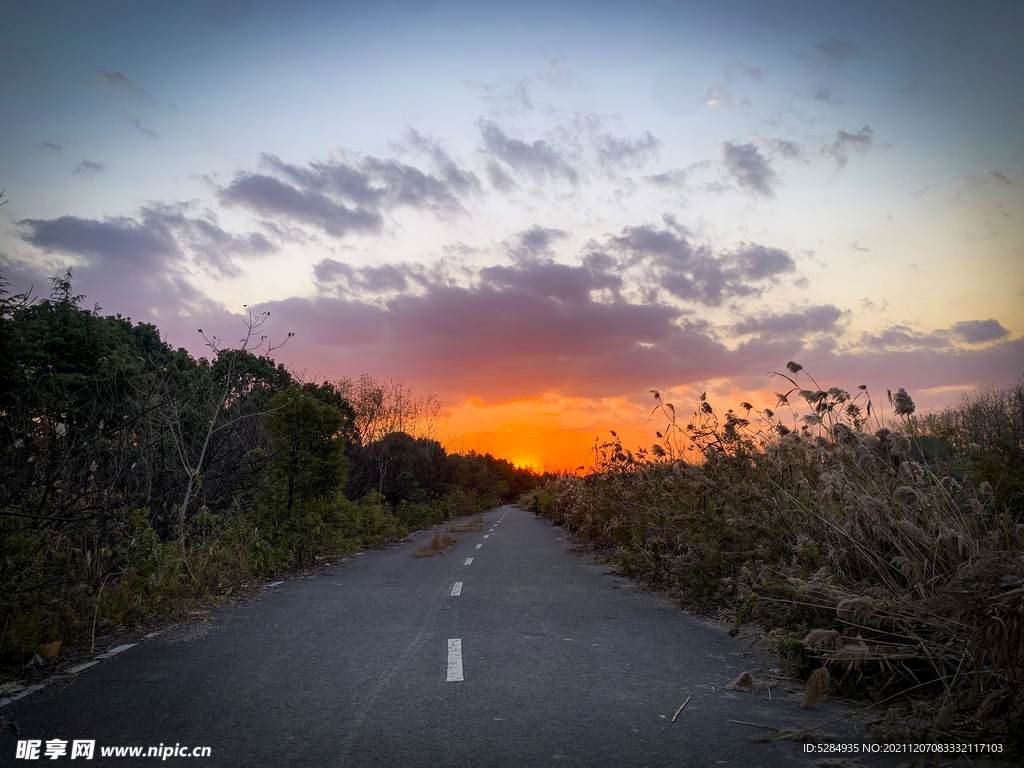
801 666 831 709
803 629 843 652
837 596 877 625
726 671 757 691
886 431 911 457
893 486 919 507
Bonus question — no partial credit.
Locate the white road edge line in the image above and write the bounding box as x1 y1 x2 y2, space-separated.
451 582 463 596
464 557 473 565
447 639 464 682
96 643 137 659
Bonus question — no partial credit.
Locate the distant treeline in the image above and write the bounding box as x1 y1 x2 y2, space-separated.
0 270 539 666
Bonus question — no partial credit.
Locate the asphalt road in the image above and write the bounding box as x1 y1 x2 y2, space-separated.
2 505 904 767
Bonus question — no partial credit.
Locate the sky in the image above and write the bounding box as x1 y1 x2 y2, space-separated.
2 0 1022 471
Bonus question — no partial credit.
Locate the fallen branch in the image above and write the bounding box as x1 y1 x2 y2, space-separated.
728 719 777 731
671 696 691 722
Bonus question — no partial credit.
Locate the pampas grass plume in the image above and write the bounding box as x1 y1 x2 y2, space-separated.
802 667 831 709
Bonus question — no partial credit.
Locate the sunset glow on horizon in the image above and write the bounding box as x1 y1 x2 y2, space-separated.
2 0 1021 473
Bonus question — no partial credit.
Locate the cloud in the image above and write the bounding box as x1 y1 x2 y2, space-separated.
181 217 276 278
41 142 64 153
753 136 803 160
313 259 417 295
721 141 776 197
18 213 178 263
733 304 845 336
598 224 796 306
644 160 713 189
11 209 217 324
813 86 833 103
593 130 660 169
815 38 858 64
950 319 1009 344
477 119 578 185
8 199 278 353
836 127 874 150
262 149 475 216
96 69 132 87
552 113 661 173
221 146 483 237
220 174 383 238
735 243 797 280
822 125 874 168
17 204 277 281
254 261 777 403
359 155 469 212
772 139 802 159
73 160 105 176
132 119 159 138
855 325 952 352
801 336 1024 398
509 225 570 261
982 169 1012 185
481 260 622 304
485 160 517 192
259 154 381 207
705 84 732 107
398 128 482 197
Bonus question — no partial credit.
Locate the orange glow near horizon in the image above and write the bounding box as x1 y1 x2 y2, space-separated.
439 379 978 473
442 392 676 473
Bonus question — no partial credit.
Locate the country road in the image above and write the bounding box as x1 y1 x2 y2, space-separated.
3 506 909 767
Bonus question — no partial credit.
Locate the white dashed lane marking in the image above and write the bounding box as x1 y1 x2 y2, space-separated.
451 582 462 596
464 557 473 565
475 544 482 549
483 535 489 538
447 639 464 682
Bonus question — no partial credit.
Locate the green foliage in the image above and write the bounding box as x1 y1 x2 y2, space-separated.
0 270 542 670
262 386 350 516
338 492 408 547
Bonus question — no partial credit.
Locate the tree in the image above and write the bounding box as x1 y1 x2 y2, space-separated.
161 308 292 541
262 385 350 518
337 375 447 495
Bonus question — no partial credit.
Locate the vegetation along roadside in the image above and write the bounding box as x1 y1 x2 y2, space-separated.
0 270 541 683
520 363 1024 754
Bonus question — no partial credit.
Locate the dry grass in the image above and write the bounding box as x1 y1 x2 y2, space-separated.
413 530 460 558
726 672 774 692
523 367 1024 753
448 516 484 533
802 667 831 709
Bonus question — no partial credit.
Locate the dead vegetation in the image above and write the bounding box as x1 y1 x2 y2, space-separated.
413 530 460 558
448 516 484 533
725 671 775 692
522 367 1024 754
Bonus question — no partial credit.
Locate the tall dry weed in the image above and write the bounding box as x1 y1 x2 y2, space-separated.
523 366 1024 752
